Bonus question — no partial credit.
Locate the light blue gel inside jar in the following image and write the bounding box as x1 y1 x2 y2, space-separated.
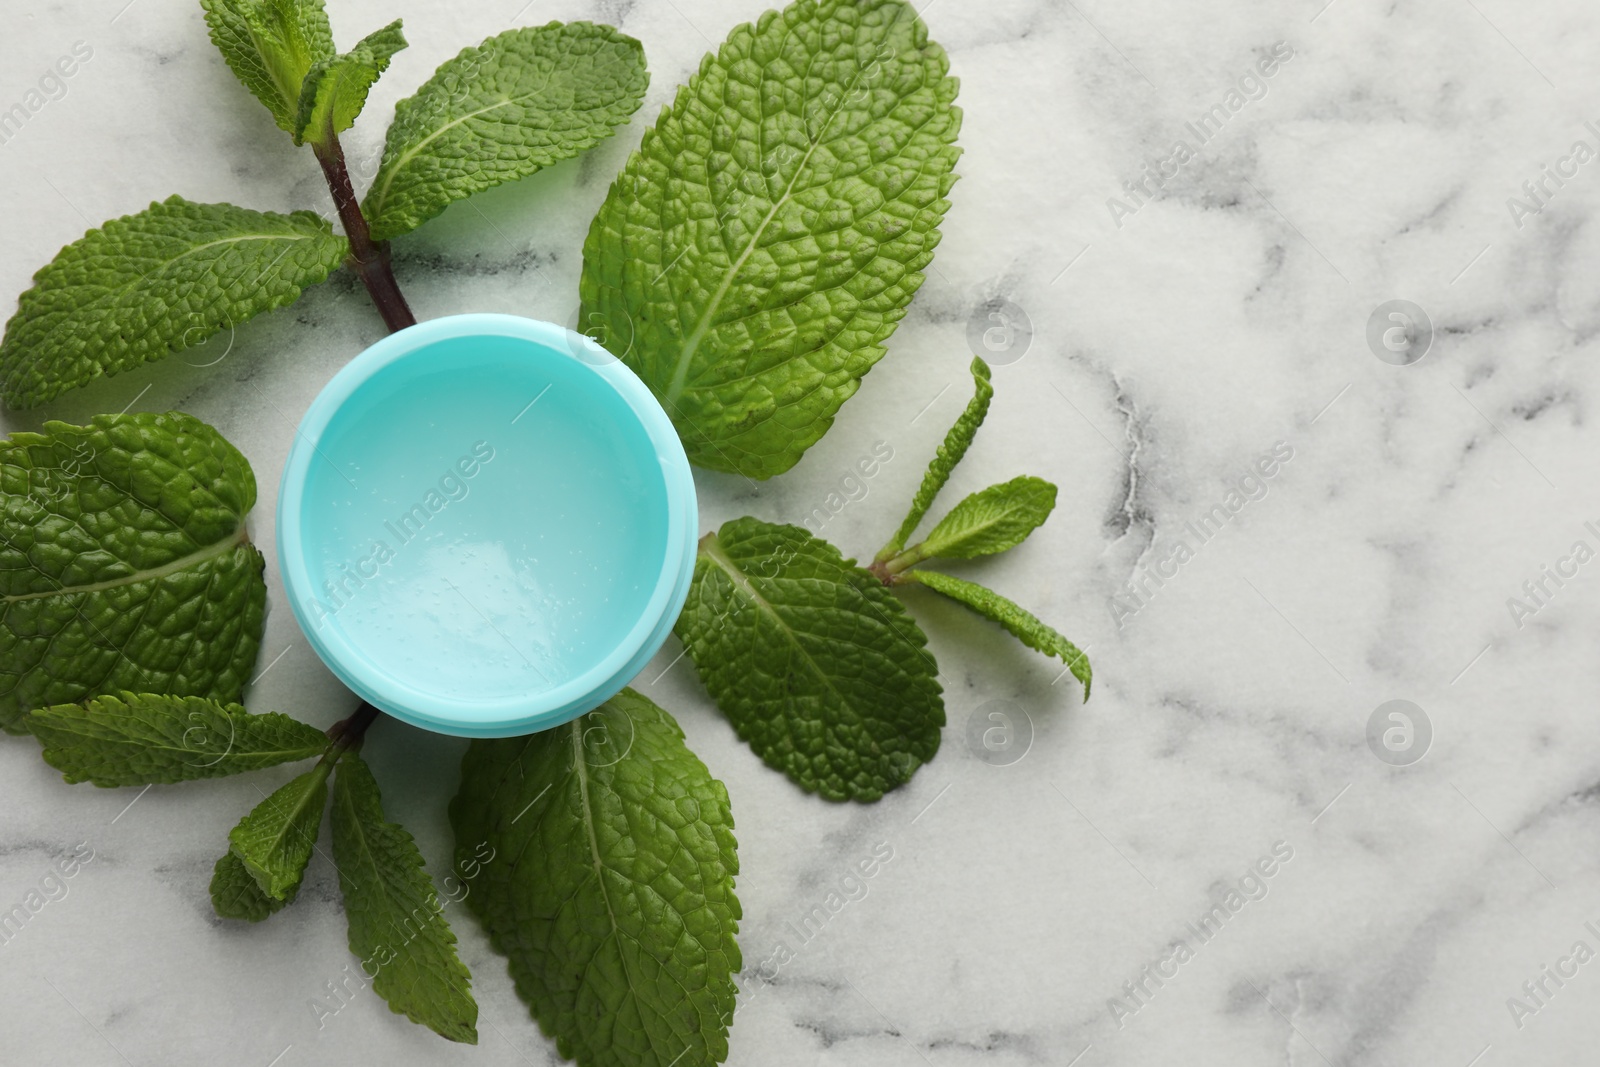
276 314 696 737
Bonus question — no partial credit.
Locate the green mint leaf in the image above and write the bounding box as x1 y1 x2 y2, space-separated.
210 848 295 921
293 20 407 148
0 196 347 408
450 689 740 1067
676 517 943 801
900 475 1056 567
28 692 326 787
228 764 330 900
362 22 648 243
0 413 266 734
879 356 991 561
330 753 479 1044
201 0 335 133
579 0 963 478
903 569 1091 699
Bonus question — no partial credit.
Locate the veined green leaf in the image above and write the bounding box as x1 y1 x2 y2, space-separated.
894 475 1055 568
331 753 478 1043
580 0 963 478
362 22 648 243
450 689 740 1067
29 692 327 787
229 765 330 900
676 517 943 801
201 0 336 133
0 413 266 734
903 568 1091 699
0 196 347 408
879 356 991 561
294 20 407 147
210 848 295 921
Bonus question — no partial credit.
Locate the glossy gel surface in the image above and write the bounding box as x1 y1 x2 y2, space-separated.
277 315 695 737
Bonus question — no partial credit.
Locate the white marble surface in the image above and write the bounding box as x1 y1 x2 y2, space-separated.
5 0 1600 1064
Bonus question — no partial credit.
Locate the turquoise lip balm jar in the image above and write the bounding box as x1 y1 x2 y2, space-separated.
276 313 696 737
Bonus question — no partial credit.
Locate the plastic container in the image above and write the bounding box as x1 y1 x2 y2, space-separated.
276 313 696 737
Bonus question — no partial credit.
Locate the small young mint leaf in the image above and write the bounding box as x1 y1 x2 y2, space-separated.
903 569 1091 699
0 195 347 407
330 753 478 1044
890 475 1056 571
676 518 944 801
293 19 407 148
210 848 295 922
28 693 327 787
450 689 740 1067
0 413 266 735
362 22 648 243
579 0 963 478
878 357 992 562
201 0 336 134
228 765 331 900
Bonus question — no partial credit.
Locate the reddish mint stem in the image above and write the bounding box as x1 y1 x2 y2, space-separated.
313 137 417 334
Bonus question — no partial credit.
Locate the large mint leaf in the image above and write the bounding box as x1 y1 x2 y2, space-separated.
362 22 648 243
0 413 266 734
879 356 992 561
0 196 347 408
676 517 943 801
210 848 294 922
331 753 478 1044
29 692 326 787
293 20 407 148
201 0 336 133
579 0 962 478
450 689 740 1067
229 765 330 900
904 568 1091 699
901 475 1056 567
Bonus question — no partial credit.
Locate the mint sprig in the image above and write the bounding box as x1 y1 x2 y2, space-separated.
673 354 1089 802
869 355 1093 700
